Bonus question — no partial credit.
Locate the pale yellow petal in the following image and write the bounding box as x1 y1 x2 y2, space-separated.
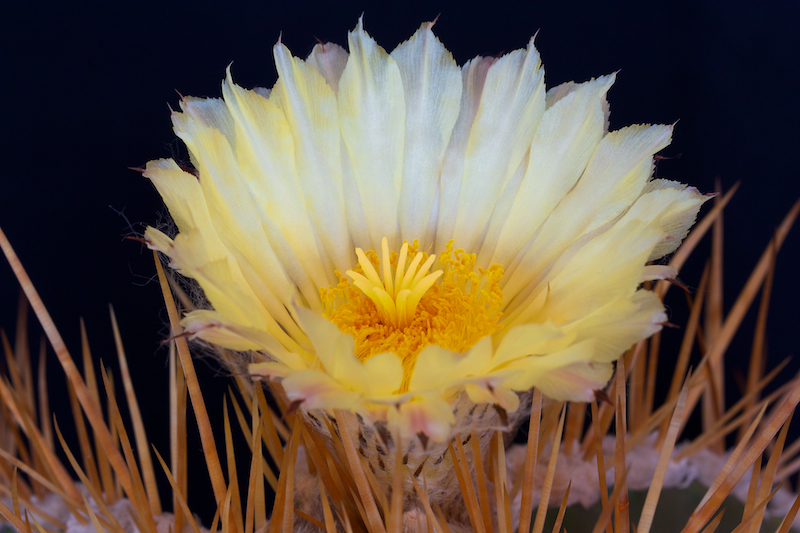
640 179 709 260
181 311 311 371
292 304 353 375
306 42 349 95
337 19 405 251
508 219 662 326
180 310 263 352
491 322 574 368
144 158 211 235
178 96 235 144
500 340 611 401
407 344 461 392
272 44 353 273
502 123 673 306
146 228 256 325
565 290 665 363
248 361 292 380
545 77 611 132
435 56 495 252
534 361 613 402
146 227 304 354
451 336 494 379
449 39 546 252
167 113 311 341
339 139 372 248
293 305 404 397
390 22 462 246
361 352 404 397
222 71 334 305
641 264 678 282
480 75 614 268
505 177 702 328
282 370 361 411
388 394 455 443
408 338 493 396
464 383 520 413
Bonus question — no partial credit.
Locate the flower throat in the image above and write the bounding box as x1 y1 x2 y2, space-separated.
321 238 504 387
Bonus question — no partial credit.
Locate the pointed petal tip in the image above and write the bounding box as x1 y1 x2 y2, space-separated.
223 63 235 86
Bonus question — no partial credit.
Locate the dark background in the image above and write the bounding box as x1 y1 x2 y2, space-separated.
2 1 799 523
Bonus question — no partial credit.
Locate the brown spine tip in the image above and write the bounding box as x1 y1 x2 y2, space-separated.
493 404 509 426
161 330 193 345
413 456 428 478
665 277 690 293
594 388 613 405
280 399 303 422
417 431 429 451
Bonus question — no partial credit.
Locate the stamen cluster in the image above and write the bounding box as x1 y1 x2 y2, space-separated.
322 240 504 391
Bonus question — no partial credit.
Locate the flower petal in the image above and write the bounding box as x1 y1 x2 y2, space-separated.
153 123 309 344
306 42 349 95
464 383 520 413
501 340 611 401
271 43 353 274
641 179 708 260
446 38 546 252
146 226 304 354
388 393 455 443
282 370 361 411
221 71 335 306
362 352 405 397
566 290 665 363
338 19 405 251
391 22 462 246
534 361 613 402
492 321 574 367
435 56 495 251
503 123 674 306
294 305 404 398
480 74 614 268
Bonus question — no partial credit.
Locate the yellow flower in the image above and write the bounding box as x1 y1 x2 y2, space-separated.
144 19 706 444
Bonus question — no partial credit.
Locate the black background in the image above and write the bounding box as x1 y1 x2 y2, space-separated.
2 1 799 522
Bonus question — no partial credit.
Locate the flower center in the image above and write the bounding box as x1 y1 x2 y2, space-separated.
321 238 504 390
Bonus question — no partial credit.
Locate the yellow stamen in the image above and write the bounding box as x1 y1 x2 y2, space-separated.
322 239 504 391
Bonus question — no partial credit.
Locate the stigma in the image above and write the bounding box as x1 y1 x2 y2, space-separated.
346 238 442 329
